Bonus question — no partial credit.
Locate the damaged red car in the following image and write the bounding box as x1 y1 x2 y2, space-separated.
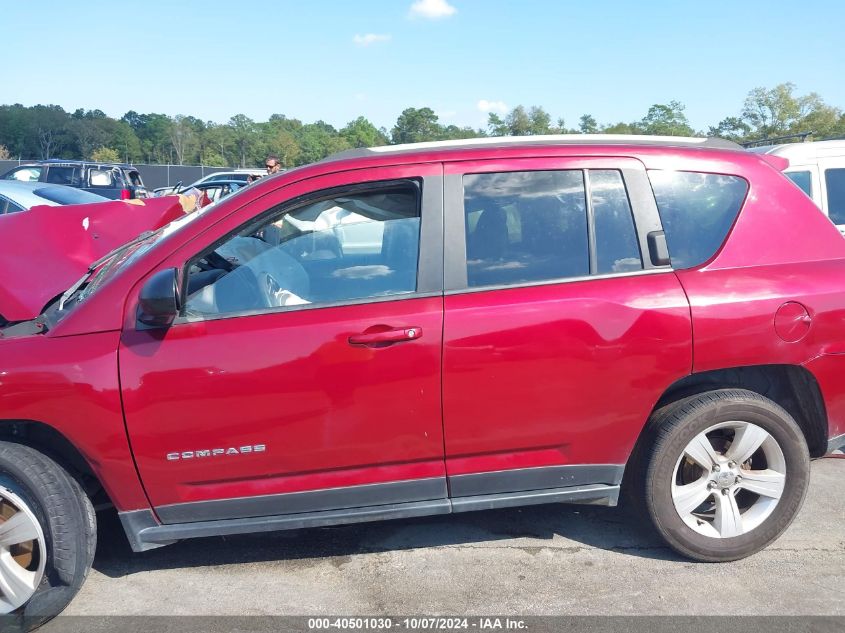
0 136 844 627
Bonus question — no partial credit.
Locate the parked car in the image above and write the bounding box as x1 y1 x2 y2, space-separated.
1 160 149 200
153 169 265 196
749 139 845 231
1 135 844 626
0 180 108 213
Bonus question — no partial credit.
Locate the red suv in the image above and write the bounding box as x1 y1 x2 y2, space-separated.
1 136 843 625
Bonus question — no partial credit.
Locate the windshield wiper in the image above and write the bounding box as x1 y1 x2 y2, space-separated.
57 230 155 311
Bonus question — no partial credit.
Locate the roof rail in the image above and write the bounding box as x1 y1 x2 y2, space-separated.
324 134 743 163
742 132 813 148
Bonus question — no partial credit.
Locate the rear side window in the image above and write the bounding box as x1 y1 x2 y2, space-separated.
825 168 845 225
127 170 143 187
786 171 813 198
590 170 642 274
648 171 748 269
464 170 589 287
44 166 82 186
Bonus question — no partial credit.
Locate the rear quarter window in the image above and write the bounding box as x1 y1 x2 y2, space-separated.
648 171 748 269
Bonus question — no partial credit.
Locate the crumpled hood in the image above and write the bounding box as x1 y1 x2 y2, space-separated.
0 196 188 323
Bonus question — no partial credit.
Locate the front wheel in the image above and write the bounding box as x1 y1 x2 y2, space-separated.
641 389 810 562
0 442 96 630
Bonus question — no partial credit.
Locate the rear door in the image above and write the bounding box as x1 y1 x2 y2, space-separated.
441 156 692 503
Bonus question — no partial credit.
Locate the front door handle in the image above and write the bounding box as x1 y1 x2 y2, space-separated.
348 326 423 346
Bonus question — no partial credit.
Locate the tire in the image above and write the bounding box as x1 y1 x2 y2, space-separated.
0 441 96 631
639 389 810 562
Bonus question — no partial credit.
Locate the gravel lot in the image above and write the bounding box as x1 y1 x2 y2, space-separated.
60 457 843 619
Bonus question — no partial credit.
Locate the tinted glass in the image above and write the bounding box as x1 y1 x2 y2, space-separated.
5 200 25 214
648 171 748 269
127 171 143 186
33 186 107 205
825 168 845 225
786 171 812 197
591 170 642 274
44 166 81 186
185 185 421 316
464 170 589 287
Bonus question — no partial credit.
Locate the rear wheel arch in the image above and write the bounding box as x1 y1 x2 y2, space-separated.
647 365 827 457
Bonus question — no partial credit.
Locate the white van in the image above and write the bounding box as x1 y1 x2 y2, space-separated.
750 140 845 231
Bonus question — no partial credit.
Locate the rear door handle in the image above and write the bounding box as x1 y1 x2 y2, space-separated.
348 327 423 346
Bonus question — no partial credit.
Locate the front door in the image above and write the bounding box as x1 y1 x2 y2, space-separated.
119 166 447 523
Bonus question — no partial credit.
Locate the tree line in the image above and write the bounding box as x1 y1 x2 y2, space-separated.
0 83 842 168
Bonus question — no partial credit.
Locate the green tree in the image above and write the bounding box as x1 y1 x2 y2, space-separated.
639 101 694 136
340 116 388 148
579 114 598 134
90 147 120 162
391 107 441 144
602 122 640 135
707 116 752 142
297 121 350 165
227 114 258 167
487 113 509 136
505 106 532 136
527 106 552 135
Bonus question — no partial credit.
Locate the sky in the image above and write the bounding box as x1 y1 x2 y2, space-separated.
5 0 844 133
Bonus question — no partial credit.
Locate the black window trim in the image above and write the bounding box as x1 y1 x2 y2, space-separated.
444 164 664 294
173 175 443 325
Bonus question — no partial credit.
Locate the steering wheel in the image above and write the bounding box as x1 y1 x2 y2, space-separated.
256 271 283 307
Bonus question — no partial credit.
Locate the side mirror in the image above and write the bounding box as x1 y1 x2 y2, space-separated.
136 268 180 330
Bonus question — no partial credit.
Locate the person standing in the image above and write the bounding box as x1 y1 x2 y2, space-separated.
265 155 282 175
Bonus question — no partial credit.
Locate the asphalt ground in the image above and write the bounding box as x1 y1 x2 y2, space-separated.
54 456 843 624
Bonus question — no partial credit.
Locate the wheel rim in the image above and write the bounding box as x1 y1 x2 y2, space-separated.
671 421 787 539
0 486 46 613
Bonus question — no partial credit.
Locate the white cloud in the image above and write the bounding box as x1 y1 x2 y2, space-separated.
409 0 457 19
353 33 391 46
477 100 508 114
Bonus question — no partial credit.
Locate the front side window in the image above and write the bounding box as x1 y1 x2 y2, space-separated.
648 170 748 269
184 183 421 317
825 168 845 225
0 196 24 214
464 170 589 287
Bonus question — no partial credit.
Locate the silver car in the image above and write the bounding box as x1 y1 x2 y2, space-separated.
0 180 107 214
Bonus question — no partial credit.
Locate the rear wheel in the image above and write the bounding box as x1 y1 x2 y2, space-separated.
640 389 810 561
0 442 95 629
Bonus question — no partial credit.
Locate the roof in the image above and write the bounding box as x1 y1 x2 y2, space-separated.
0 181 106 209
324 134 742 162
748 140 845 161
